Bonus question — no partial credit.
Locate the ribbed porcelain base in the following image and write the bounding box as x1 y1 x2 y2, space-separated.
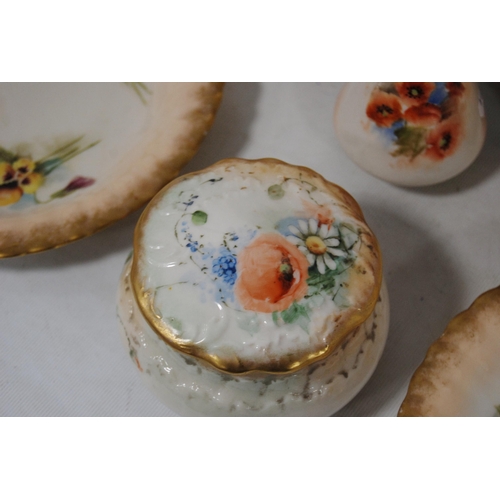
117 260 390 417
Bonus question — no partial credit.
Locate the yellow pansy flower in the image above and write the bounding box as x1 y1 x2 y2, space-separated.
13 157 36 177
0 162 15 185
19 172 44 194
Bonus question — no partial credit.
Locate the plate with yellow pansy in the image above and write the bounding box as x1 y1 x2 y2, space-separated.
0 83 223 257
399 286 500 417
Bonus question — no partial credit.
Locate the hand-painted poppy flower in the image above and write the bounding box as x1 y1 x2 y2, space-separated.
395 83 435 106
439 94 463 121
235 233 309 313
301 199 334 228
0 185 23 206
446 82 465 98
366 91 403 127
403 103 442 126
425 120 462 160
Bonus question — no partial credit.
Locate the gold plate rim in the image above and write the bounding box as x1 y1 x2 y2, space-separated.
0 83 224 258
398 285 500 417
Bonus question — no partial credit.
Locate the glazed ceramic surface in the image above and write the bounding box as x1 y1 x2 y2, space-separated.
7 83 500 418
117 158 390 416
0 83 223 257
399 286 500 417
334 83 486 187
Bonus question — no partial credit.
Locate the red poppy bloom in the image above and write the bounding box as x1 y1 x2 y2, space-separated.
366 91 403 127
235 233 309 313
301 199 334 228
395 82 435 106
425 120 462 160
403 103 442 126
446 82 465 98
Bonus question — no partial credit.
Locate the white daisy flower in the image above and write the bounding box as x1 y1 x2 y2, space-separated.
286 219 347 274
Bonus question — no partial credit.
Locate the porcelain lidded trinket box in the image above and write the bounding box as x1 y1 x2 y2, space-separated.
117 158 390 416
334 83 486 187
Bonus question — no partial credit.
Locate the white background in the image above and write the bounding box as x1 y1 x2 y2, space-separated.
2 82 500 417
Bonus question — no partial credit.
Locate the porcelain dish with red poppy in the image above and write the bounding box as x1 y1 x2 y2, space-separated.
334 83 486 187
399 286 500 417
117 158 390 416
0 83 223 257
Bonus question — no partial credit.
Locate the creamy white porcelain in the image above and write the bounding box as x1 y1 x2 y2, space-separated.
334 83 486 187
117 158 390 416
0 83 223 257
399 286 500 417
118 262 389 416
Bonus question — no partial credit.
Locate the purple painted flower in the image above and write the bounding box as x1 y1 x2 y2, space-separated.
48 176 96 201
63 176 95 192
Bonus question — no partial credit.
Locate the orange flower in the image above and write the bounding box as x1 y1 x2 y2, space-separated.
446 82 465 98
395 82 435 106
425 120 462 160
235 233 309 313
302 199 334 228
366 91 403 127
403 103 442 126
0 185 23 206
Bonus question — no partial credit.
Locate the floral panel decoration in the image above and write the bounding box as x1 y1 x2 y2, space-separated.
0 137 97 207
133 160 382 373
365 82 467 162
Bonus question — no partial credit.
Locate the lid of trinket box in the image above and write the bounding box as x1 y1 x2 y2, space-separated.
132 158 382 374
0 83 223 257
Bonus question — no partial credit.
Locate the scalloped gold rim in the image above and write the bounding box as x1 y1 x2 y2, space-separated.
398 285 500 417
131 157 383 375
0 83 224 259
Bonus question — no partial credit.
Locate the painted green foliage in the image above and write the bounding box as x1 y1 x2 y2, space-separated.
0 137 97 207
161 174 362 336
192 210 208 225
366 82 466 162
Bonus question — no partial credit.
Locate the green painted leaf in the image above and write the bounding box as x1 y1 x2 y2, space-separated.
279 302 310 332
124 82 152 105
192 210 208 225
392 126 427 159
281 302 309 324
0 147 17 163
339 224 359 250
36 158 63 176
48 188 70 200
307 267 339 290
268 184 285 200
